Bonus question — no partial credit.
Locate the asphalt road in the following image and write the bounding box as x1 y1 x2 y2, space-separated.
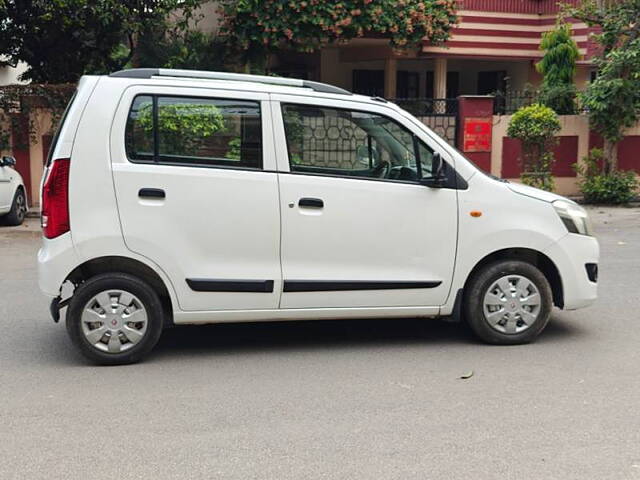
1 207 639 480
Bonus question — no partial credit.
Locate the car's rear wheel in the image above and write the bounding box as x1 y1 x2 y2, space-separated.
66 273 164 365
4 188 27 226
464 260 553 344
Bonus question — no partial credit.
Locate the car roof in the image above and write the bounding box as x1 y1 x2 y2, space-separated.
105 68 392 108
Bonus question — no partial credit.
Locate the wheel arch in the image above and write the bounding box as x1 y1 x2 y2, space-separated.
464 247 564 309
64 256 174 325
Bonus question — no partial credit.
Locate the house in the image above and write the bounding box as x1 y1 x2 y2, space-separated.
0 61 27 86
258 0 595 102
0 0 609 208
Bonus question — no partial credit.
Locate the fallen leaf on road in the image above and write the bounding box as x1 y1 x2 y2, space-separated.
459 371 474 379
390 382 414 389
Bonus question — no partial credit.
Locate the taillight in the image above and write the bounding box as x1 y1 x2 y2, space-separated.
42 158 70 239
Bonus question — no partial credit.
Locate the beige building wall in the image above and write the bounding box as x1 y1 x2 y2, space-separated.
0 118 11 157
192 1 220 34
28 110 53 208
574 65 592 90
0 62 28 86
169 1 220 35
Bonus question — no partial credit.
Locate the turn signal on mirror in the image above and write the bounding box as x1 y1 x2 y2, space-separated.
470 211 482 218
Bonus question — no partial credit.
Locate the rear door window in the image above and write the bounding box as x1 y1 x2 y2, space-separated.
125 95 263 169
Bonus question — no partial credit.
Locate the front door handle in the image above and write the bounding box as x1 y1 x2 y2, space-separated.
299 197 324 208
139 188 165 199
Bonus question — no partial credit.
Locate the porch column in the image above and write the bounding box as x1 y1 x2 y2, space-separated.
384 57 397 99
433 57 447 99
320 48 342 86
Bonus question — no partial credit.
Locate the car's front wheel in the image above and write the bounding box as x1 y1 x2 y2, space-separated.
464 260 553 345
66 273 164 365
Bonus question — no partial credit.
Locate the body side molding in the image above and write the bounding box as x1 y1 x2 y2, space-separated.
186 279 275 293
283 280 442 292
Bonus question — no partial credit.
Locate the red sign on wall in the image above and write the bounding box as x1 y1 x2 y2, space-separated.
463 117 492 153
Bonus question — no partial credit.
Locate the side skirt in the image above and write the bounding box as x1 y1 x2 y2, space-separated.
173 306 441 325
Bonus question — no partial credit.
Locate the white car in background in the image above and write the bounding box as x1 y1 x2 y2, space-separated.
0 156 27 226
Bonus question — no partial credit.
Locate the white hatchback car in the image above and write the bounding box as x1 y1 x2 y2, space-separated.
0 155 27 226
38 69 599 364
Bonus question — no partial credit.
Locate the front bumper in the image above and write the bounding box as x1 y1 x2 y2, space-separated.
544 233 599 310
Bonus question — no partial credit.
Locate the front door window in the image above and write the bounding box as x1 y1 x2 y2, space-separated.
281 104 436 183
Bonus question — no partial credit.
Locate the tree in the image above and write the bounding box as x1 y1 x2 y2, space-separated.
136 21 229 72
536 22 580 114
567 0 640 172
217 0 458 72
507 104 561 191
136 100 226 156
0 0 205 83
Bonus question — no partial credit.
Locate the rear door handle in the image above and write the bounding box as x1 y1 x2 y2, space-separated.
138 188 165 199
299 197 324 208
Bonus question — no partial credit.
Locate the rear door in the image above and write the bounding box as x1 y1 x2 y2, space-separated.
110 86 281 312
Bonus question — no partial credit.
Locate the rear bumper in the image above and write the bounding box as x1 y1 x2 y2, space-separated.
544 233 599 310
38 233 79 298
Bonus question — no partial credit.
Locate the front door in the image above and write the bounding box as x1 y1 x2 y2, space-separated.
110 87 281 312
272 97 458 309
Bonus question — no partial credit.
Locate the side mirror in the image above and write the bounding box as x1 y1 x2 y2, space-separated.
420 152 447 188
1 156 16 168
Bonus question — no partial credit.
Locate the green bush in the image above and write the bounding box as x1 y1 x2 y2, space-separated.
507 104 561 191
575 148 639 204
536 22 579 115
539 83 577 115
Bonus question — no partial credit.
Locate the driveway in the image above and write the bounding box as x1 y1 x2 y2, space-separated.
1 208 639 480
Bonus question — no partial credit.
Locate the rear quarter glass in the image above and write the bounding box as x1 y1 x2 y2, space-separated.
46 92 77 167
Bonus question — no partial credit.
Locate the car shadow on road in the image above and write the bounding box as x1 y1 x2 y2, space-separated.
152 318 470 358
39 312 586 366
149 313 584 361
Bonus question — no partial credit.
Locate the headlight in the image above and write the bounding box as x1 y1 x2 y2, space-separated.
553 200 593 236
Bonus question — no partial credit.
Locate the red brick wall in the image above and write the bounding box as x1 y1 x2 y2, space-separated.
461 0 580 14
502 136 579 178
589 132 640 173
617 136 640 173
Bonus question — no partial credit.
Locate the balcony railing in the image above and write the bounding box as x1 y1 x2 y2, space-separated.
460 0 580 15
493 91 539 115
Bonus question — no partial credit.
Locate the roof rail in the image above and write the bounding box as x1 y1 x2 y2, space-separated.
109 68 351 96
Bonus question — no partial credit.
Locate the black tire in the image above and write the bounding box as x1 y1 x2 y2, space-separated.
4 188 27 226
66 273 164 365
463 260 553 345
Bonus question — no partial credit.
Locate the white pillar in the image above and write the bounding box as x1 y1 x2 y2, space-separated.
384 57 398 99
434 57 447 98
